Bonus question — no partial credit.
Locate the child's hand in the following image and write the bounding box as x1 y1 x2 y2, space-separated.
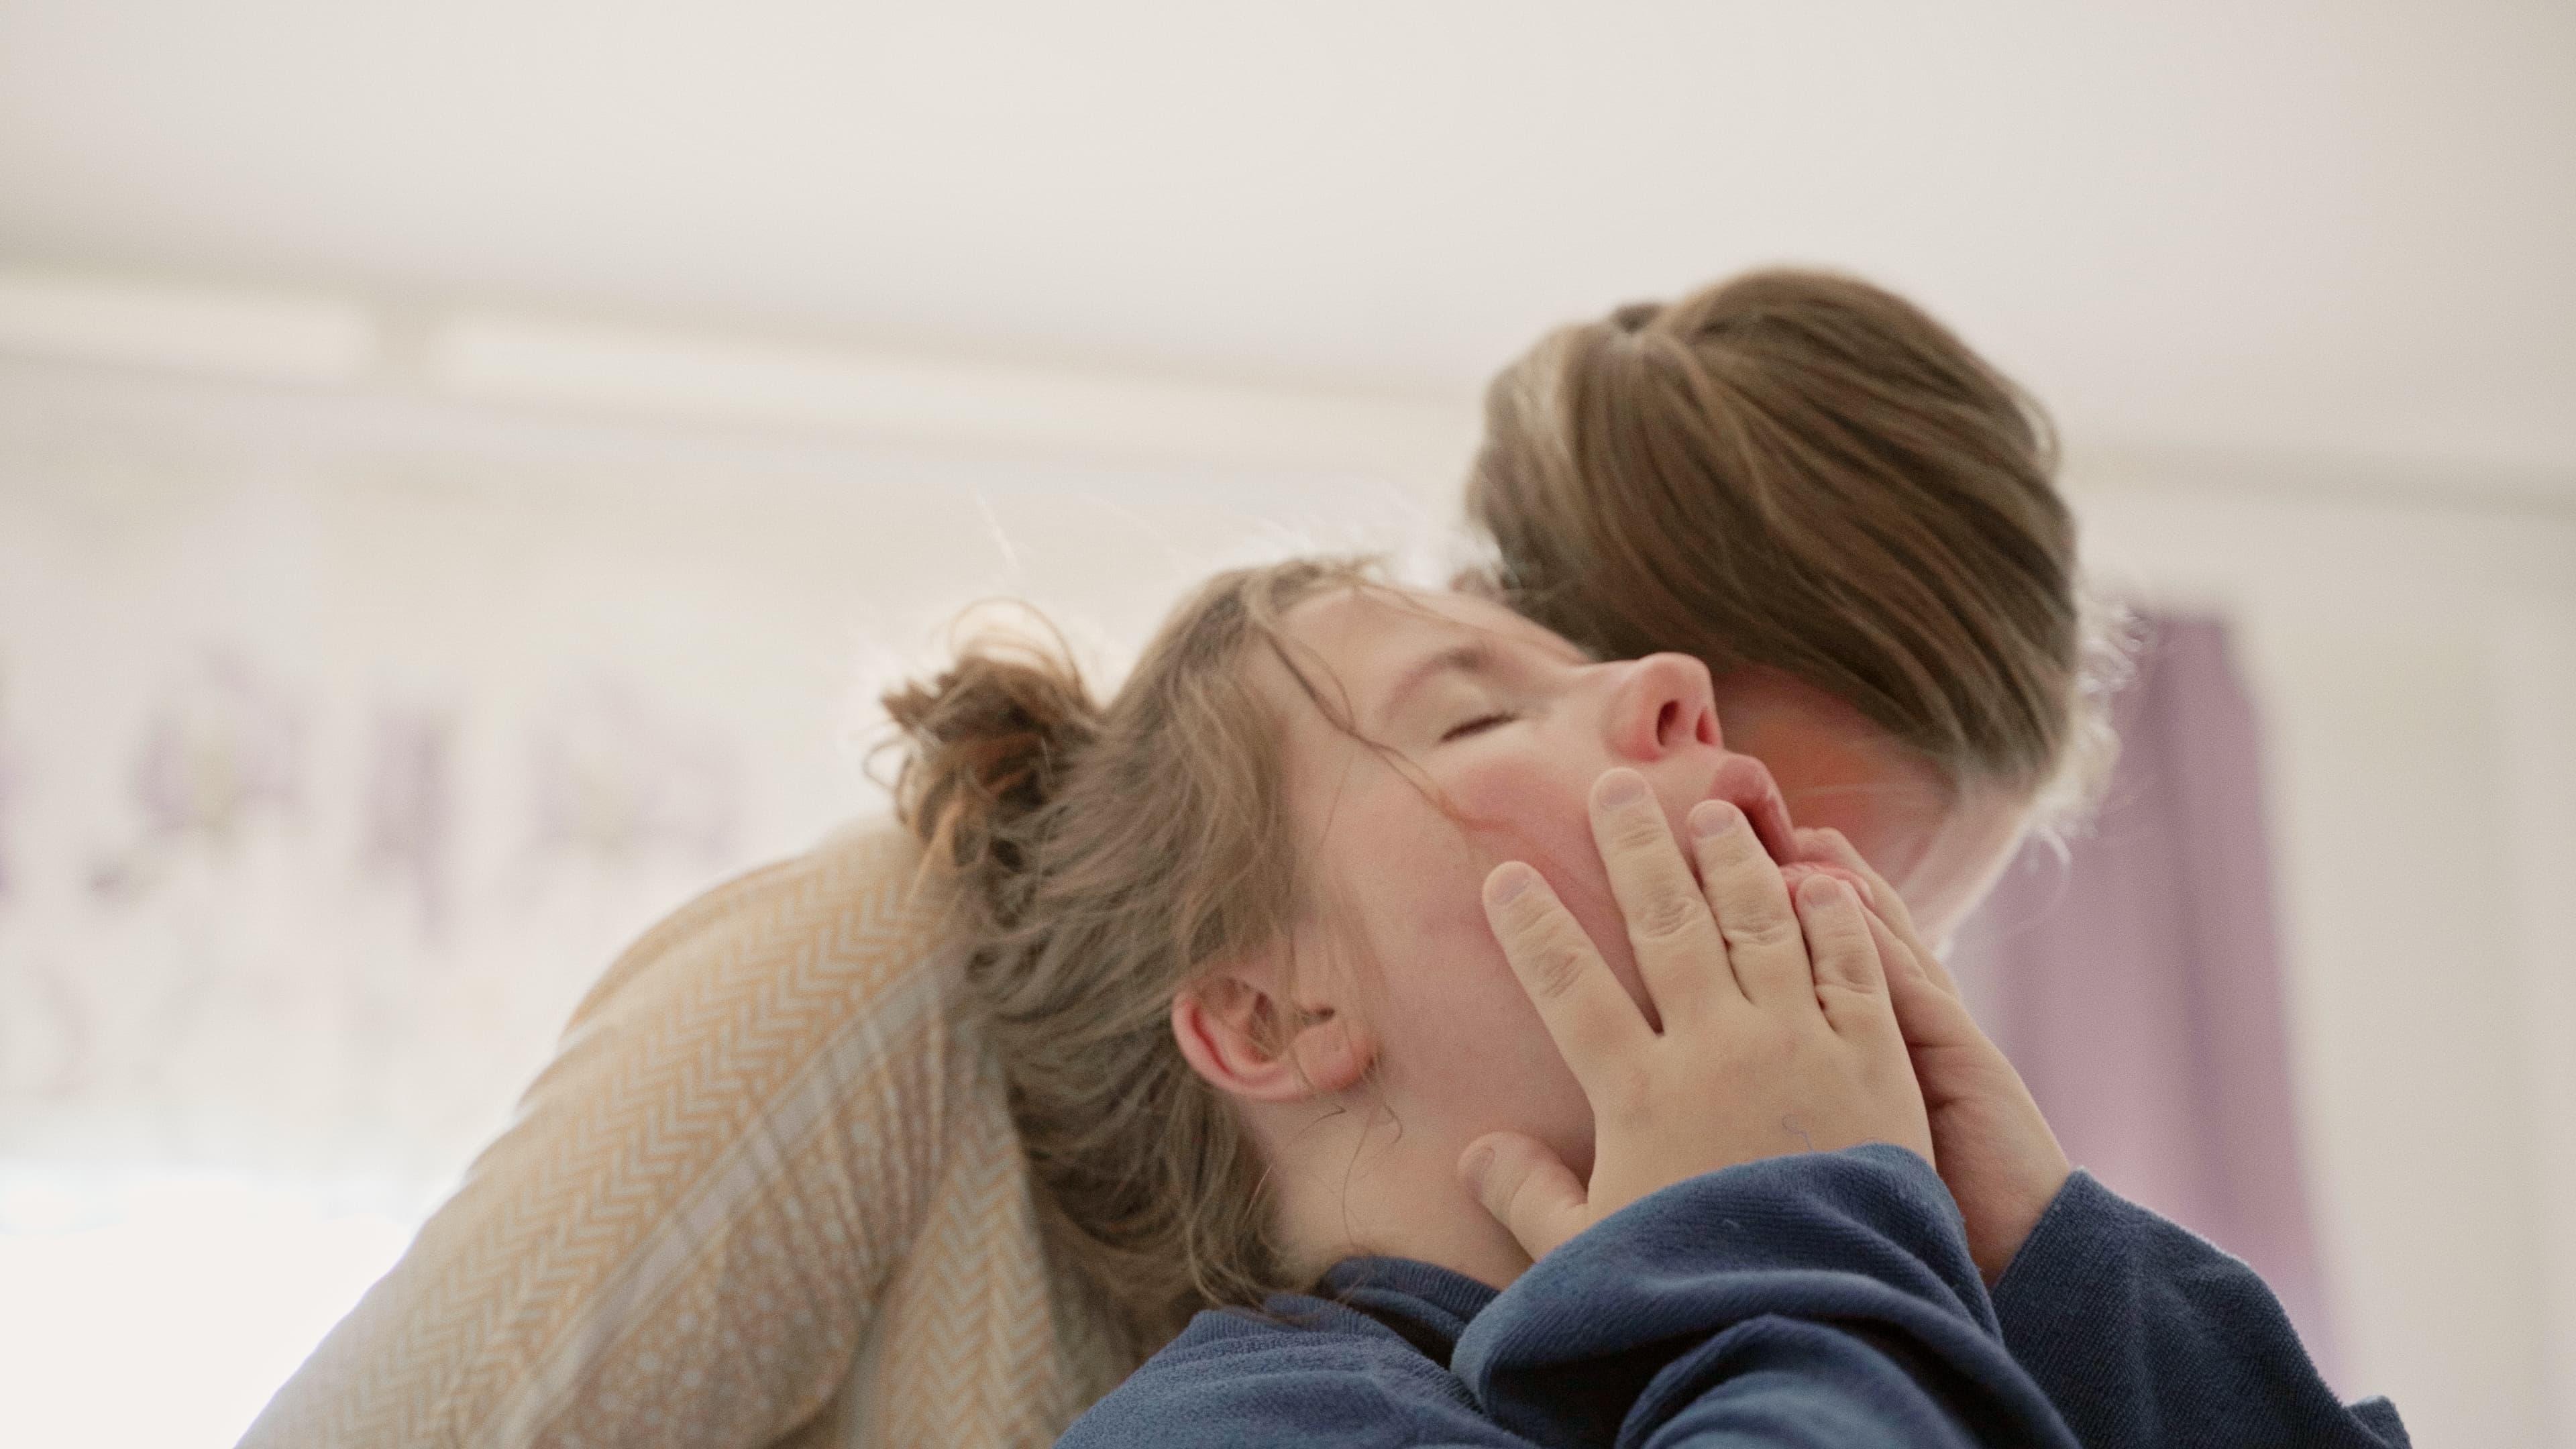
1799 827 2072 1284
1459 767 1933 1263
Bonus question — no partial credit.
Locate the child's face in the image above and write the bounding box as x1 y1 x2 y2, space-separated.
1260 584 2019 1182
1260 584 1788 1178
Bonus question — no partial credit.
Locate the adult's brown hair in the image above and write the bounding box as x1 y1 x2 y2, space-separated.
1466 268 2092 800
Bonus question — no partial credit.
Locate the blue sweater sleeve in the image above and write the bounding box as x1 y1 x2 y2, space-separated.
1991 1170 2409 1448
1062 1144 2078 1448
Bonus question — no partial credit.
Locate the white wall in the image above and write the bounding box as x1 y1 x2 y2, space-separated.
0 352 1456 1180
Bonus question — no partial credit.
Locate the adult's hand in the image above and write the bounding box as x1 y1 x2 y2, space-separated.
1458 767 1932 1262
1801 827 2072 1283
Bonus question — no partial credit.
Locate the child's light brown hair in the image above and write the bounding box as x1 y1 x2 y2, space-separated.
882 557 1377 1370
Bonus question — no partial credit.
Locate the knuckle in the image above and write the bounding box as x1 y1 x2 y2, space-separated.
1827 915 1882 962
1801 912 1858 955
1722 912 1803 955
1803 943 1865 985
1816 980 1886 1015
1525 936 1593 1000
1629 887 1707 943
1499 897 1570 949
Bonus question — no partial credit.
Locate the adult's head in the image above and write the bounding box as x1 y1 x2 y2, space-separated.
1464 268 2110 940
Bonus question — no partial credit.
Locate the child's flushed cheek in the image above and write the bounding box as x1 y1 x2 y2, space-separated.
1445 757 1652 1016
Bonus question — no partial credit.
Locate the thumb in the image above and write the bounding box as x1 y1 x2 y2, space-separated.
1459 1131 1589 1262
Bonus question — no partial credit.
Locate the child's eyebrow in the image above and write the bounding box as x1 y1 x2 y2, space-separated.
1372 641 1499 733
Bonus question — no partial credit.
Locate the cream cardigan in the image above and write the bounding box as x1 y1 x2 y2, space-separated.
241 823 1121 1448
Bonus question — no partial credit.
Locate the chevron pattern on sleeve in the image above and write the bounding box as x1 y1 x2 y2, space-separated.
239 821 1115 1449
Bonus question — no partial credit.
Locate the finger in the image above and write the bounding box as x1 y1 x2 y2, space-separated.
1865 914 2052 1201
1460 1132 1589 1263
1791 826 1909 928
1482 861 1655 1091
1796 826 1962 998
1589 768 1735 1026
1868 912 1982 1055
1851 901 1932 987
1687 800 1814 1014
1796 875 1899 1042
1778 861 1869 897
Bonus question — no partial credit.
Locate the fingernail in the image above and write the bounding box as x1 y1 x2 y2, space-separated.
1460 1142 1495 1192
1486 862 1537 905
1688 800 1739 839
1595 769 1649 808
1799 874 1845 908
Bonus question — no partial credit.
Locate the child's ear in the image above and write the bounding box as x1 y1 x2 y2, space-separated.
1171 955 1375 1103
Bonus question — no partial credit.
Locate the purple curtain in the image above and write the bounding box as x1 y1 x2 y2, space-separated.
1957 614 2337 1375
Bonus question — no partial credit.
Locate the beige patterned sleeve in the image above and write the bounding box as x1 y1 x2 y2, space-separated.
237 822 1099 1449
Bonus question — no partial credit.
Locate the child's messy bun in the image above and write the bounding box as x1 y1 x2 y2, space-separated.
881 629 1100 929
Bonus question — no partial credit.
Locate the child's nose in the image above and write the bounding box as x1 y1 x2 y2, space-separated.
1609 653 1723 761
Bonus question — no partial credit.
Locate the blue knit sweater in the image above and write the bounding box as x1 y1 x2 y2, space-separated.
1061 1145 2406 1447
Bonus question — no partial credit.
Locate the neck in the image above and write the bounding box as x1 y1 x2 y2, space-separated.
1253 1094 1538 1292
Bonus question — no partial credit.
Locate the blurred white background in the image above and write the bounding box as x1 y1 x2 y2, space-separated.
0 3 2569 1445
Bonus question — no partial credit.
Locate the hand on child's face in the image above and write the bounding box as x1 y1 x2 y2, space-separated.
1265 586 1833 1175
1459 769 1933 1261
1261 583 2053 1281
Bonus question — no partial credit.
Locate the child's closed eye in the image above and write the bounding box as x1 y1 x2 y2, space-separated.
1440 712 1518 743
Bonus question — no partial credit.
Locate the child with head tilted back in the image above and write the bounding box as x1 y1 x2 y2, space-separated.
887 557 2067 1445
883 270 2407 1448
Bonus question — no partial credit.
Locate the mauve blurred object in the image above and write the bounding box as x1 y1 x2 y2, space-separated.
1957 615 2337 1377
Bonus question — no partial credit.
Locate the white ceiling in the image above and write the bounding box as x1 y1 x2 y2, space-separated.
1 1 2571 482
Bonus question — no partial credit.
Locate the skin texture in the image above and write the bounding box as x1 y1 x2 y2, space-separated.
1167 584 2067 1291
1795 826 2074 1283
1707 665 2029 951
1459 774 1930 1263
1709 675 2074 1283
